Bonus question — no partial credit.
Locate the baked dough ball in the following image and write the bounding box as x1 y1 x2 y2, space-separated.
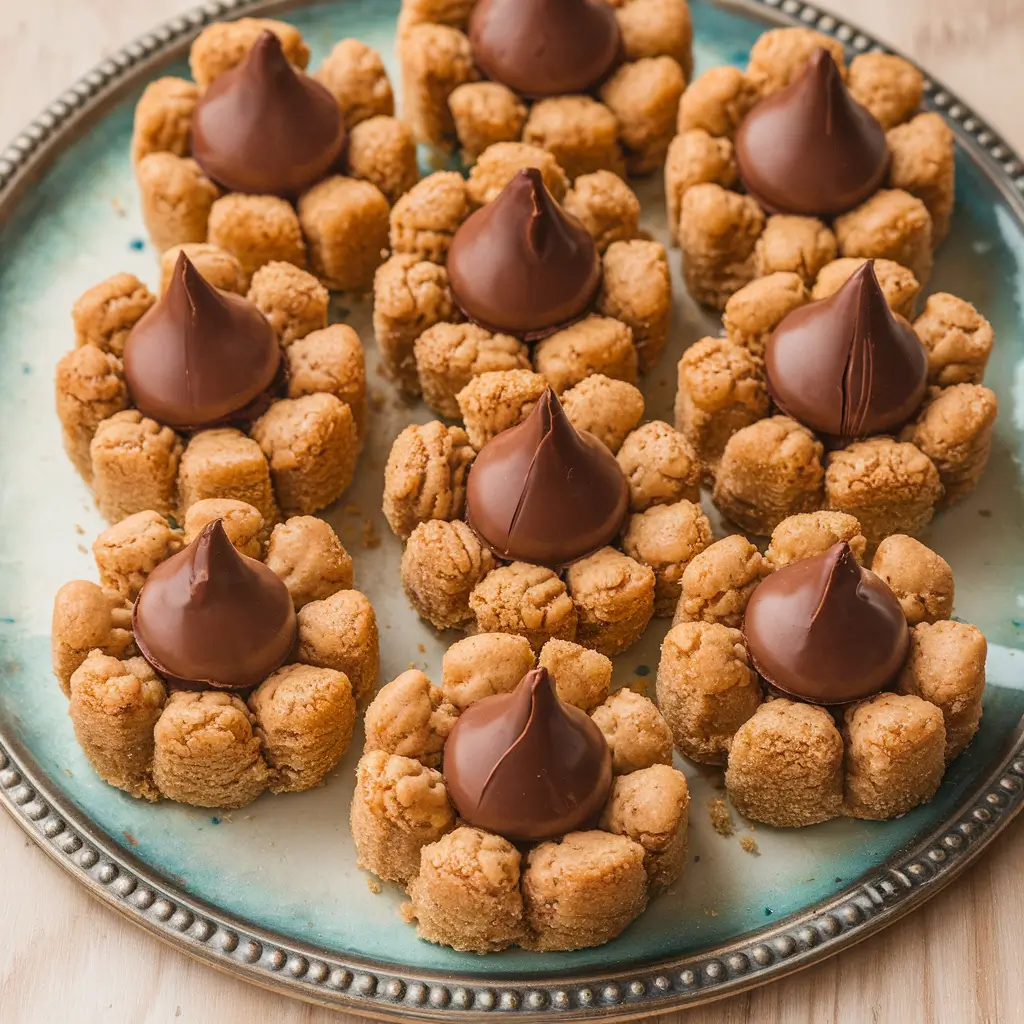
383 421 475 540
469 562 577 652
264 516 354 609
350 750 455 885
363 669 459 768
765 511 867 569
656 621 760 764
522 831 648 951
842 692 945 820
673 535 769 628
440 633 536 710
590 689 673 775
183 499 264 558
51 581 134 695
402 519 495 630
898 620 987 761
68 653 165 801
537 639 612 713
616 421 701 513
601 763 690 890
92 510 183 602
725 699 843 827
249 664 355 793
296 590 380 703
871 535 954 625
407 827 526 952
152 691 269 809
621 499 713 616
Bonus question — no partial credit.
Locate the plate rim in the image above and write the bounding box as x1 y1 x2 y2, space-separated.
2 0 1024 1018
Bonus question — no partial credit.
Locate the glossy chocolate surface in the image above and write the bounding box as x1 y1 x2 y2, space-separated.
123 252 282 432
443 667 612 842
468 0 622 99
133 519 297 692
735 48 889 217
743 542 909 705
191 30 346 197
765 261 927 441
447 167 601 339
465 388 628 567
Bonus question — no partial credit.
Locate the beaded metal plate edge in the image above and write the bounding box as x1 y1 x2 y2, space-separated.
2 0 1024 1017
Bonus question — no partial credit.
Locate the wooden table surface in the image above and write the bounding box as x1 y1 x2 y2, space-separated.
2 2 1023 1022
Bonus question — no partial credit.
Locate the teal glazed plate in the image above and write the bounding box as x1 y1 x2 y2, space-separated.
2 0 1024 1018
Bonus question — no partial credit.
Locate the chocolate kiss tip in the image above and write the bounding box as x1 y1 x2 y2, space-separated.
447 167 600 339
123 250 280 432
469 0 621 99
465 387 628 567
132 518 297 692
743 541 909 705
190 28 345 198
442 665 612 842
735 46 889 218
765 257 927 441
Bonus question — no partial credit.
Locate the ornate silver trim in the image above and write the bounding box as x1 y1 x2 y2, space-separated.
2 0 1023 1017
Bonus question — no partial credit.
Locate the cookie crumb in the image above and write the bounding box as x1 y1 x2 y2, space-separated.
123 830 138 847
362 521 381 549
399 901 415 923
418 643 426 654
75 524 85 535
708 796 735 836
740 836 759 855
367 878 382 894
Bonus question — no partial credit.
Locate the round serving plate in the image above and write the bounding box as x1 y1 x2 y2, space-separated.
1 0 1023 1018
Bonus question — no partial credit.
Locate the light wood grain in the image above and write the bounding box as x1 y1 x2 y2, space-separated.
1 3 1023 1022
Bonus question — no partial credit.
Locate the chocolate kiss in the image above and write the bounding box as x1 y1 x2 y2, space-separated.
469 0 622 99
133 519 297 692
743 542 909 705
735 48 890 217
466 388 629 567
443 667 613 842
765 261 927 441
191 30 346 197
123 252 282 432
447 167 601 339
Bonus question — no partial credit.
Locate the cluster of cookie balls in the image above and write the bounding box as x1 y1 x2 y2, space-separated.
352 635 689 952
655 511 986 827
57 250 367 526
52 500 378 808
398 0 692 175
666 25 955 308
132 17 417 291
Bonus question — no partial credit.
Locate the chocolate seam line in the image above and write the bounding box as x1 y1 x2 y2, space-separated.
502 400 554 555
840 279 872 439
